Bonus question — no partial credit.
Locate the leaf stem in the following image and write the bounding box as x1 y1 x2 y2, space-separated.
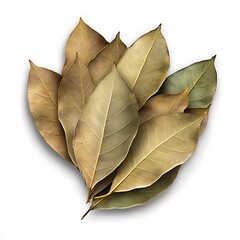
81 209 91 220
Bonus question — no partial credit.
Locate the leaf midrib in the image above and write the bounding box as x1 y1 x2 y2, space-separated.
89 72 115 189
132 29 159 91
111 114 202 193
188 60 213 92
36 69 57 106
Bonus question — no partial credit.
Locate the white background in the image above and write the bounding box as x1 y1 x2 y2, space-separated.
1 0 240 239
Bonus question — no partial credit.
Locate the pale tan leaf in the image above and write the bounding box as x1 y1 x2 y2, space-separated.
117 26 170 108
73 66 139 193
58 55 95 164
139 90 189 124
89 32 127 85
28 61 71 163
62 18 108 76
97 113 203 197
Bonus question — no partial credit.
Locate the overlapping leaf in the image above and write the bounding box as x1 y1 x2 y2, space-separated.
159 57 217 108
84 91 191 213
73 66 139 195
28 19 217 219
117 26 170 108
86 166 180 214
89 33 127 85
139 90 189 124
89 170 117 201
62 18 108 76
28 61 71 163
58 55 95 164
96 113 204 197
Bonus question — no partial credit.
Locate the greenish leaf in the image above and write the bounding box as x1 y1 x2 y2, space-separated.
88 166 179 213
159 57 217 108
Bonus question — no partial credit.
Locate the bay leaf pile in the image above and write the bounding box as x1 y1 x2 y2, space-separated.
28 18 217 219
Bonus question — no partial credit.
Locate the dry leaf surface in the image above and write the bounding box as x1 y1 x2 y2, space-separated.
28 61 71 163
139 90 189 124
62 18 108 76
89 33 127 85
117 26 170 108
58 55 95 164
159 57 217 108
73 66 139 193
89 166 180 212
98 113 204 196
28 19 217 218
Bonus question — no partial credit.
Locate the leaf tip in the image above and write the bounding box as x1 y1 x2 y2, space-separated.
79 17 84 23
116 31 121 39
78 17 88 28
212 55 217 61
29 60 36 68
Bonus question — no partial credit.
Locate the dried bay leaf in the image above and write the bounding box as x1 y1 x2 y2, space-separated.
58 55 95 164
73 66 139 194
62 18 108 76
89 91 188 207
86 91 188 211
88 90 187 201
28 19 217 218
84 166 180 216
139 90 189 124
28 61 71 163
89 33 127 85
117 25 170 108
159 57 217 108
97 113 204 197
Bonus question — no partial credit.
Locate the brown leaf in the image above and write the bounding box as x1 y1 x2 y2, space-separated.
58 54 95 164
139 90 189 124
89 32 127 85
62 18 108 76
28 61 71 163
